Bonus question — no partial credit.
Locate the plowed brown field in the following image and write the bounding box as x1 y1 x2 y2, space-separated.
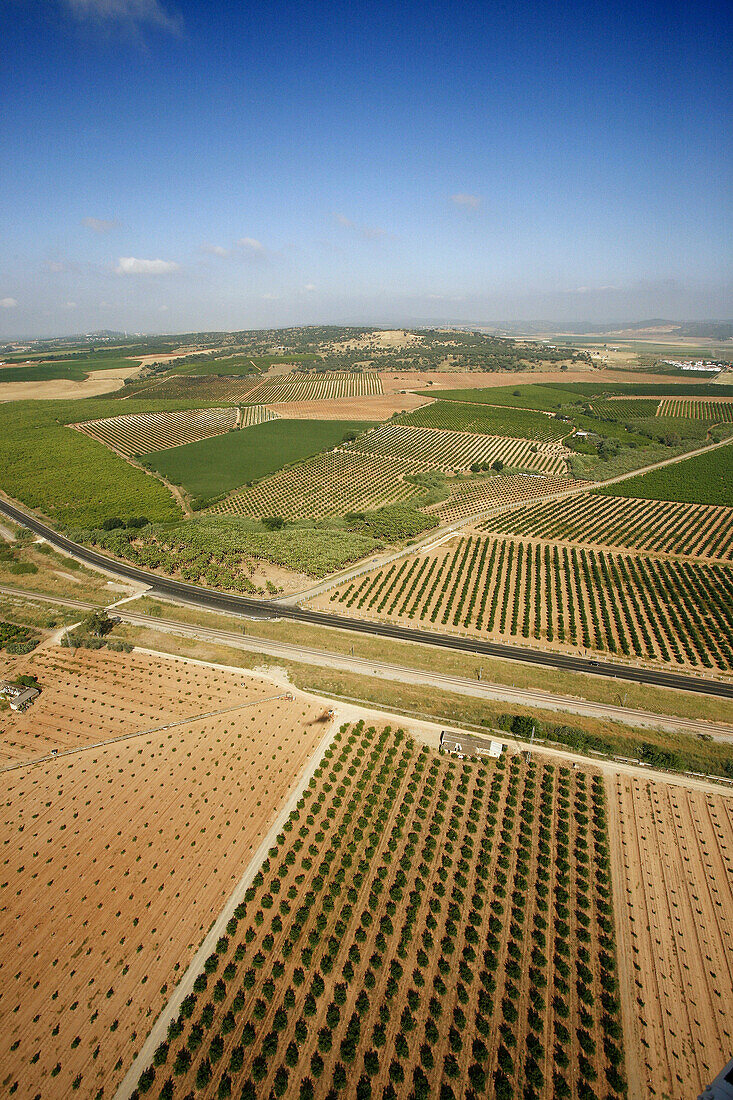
608 776 733 1099
0 648 327 1099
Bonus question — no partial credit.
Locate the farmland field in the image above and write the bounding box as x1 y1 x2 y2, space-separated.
170 354 317 376
608 777 733 1099
0 648 328 1097
657 397 733 421
429 473 581 524
481 493 733 560
600 444 733 507
87 517 381 588
242 372 383 405
318 533 733 669
147 420 374 500
123 375 265 402
588 399 661 420
397 400 571 441
0 356 141 384
132 724 628 1100
0 401 183 527
344 423 570 475
73 407 239 457
210 449 422 519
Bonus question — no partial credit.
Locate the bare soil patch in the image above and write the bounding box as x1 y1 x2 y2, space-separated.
0 648 326 1098
0 365 141 402
608 776 733 1099
269 393 431 420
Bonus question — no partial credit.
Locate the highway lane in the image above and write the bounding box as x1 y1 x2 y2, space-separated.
2 495 732 700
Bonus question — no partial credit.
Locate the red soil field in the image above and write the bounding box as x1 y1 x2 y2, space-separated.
0 649 327 1098
0 647 298 766
608 776 733 1099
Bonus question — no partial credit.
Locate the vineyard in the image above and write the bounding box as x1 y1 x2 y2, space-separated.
320 533 733 669
73 407 238 457
240 406 280 428
0 649 327 1097
657 397 733 421
480 493 733 560
609 777 733 1099
397 400 570 442
210 450 421 519
124 375 264 402
242 372 383 405
588 399 661 420
429 474 580 524
133 723 627 1100
344 424 570 475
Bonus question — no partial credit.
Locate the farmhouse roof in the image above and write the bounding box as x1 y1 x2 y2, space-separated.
9 687 40 710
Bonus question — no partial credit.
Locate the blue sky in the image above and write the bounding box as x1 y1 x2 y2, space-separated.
1 0 731 336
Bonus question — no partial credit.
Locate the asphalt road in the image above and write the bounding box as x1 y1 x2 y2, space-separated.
2 496 732 700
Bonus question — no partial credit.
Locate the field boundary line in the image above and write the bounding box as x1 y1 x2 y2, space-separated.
112 687 340 1100
0 693 290 774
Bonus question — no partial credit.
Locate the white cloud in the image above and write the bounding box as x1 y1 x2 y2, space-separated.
63 301 78 310
0 298 18 309
83 216 119 234
262 292 280 301
201 243 229 257
303 283 317 292
60 0 180 33
451 193 481 209
333 212 387 241
46 260 67 273
115 256 179 275
237 237 265 255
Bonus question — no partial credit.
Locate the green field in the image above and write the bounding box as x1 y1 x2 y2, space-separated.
418 383 575 411
398 398 569 440
145 419 374 498
0 399 203 527
421 381 733 412
86 516 380 582
171 353 318 376
600 443 733 507
0 356 140 383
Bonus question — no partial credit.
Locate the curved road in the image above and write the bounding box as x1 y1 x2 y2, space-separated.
2 496 732 700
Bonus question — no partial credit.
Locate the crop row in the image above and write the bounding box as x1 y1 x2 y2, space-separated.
481 492 733 560
589 399 660 420
344 424 570 475
73 407 238 457
397 400 570 442
327 534 733 668
657 398 733 421
240 405 280 428
242 372 383 405
430 473 580 524
209 450 421 519
133 723 626 1100
126 375 264 402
